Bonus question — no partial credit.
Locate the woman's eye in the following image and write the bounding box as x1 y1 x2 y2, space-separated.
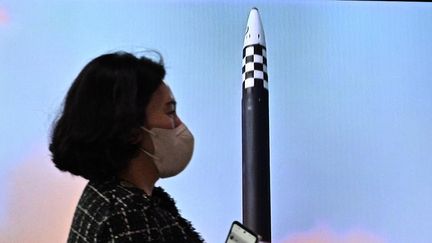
167 110 176 116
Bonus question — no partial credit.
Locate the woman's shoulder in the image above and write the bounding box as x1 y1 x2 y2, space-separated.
81 179 178 211
84 179 150 207
74 178 149 220
71 180 204 242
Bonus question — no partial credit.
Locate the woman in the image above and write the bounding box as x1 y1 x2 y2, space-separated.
49 52 204 243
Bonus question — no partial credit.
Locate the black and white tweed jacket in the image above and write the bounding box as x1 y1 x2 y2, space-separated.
67 178 204 243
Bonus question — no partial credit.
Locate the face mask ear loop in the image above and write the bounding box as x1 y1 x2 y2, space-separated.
141 126 156 136
139 147 159 161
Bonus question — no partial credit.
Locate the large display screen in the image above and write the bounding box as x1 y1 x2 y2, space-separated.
1 1 431 242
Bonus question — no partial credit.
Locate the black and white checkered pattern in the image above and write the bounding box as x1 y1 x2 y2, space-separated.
242 44 268 89
67 178 204 243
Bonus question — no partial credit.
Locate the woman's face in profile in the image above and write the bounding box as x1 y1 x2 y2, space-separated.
145 82 182 130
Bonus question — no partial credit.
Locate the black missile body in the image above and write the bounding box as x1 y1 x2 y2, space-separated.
242 8 271 242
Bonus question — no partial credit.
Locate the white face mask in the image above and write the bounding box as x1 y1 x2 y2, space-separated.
140 124 194 178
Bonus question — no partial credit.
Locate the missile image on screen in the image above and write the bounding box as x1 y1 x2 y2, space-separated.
242 7 271 243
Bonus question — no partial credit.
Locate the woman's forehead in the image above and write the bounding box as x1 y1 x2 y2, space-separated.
152 83 175 106
160 83 175 102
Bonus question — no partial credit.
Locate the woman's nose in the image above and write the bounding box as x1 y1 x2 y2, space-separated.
174 115 182 128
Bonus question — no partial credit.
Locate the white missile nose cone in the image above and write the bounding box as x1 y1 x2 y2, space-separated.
244 7 266 47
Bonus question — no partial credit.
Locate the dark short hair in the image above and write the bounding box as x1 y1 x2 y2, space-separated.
49 51 165 181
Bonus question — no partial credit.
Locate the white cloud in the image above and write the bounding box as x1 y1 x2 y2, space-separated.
281 224 387 243
0 147 86 243
0 7 9 25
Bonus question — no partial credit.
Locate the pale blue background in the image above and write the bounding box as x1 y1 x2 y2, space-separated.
1 1 432 242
